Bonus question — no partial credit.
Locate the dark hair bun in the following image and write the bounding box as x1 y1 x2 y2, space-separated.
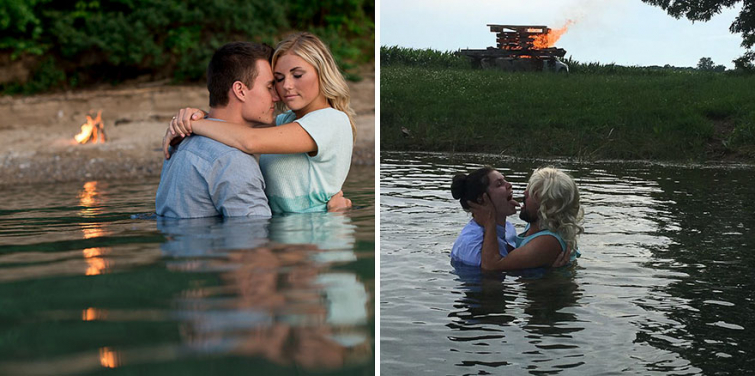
451 166 494 211
451 174 467 199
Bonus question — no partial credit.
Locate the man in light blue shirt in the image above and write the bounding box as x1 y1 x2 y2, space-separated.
156 42 280 218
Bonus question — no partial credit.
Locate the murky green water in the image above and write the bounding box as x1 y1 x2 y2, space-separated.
380 152 755 375
0 166 374 375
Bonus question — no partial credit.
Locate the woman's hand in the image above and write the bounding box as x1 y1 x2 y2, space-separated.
163 125 184 159
551 246 575 268
169 107 207 137
164 107 207 159
468 193 497 228
327 191 352 212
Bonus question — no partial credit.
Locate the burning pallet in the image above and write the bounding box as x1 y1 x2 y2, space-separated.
490 24 571 51
458 23 571 72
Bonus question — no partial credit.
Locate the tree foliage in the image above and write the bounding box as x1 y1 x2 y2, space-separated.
698 57 715 70
0 0 374 94
641 0 754 69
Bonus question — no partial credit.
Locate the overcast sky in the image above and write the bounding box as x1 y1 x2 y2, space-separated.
380 0 745 68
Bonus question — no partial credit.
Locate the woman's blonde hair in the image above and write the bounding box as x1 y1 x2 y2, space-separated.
528 167 584 251
272 32 357 141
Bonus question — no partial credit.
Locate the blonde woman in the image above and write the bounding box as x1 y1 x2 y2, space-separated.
469 166 584 271
163 32 356 214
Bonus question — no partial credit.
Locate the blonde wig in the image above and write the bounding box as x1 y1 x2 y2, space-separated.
273 32 357 141
528 167 585 251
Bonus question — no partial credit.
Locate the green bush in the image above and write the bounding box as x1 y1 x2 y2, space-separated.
1 0 374 94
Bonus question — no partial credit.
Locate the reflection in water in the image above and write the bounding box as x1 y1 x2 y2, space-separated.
78 181 101 211
81 307 106 321
634 166 755 373
447 265 581 368
78 181 111 276
98 347 120 368
157 213 371 371
0 169 374 375
83 247 109 276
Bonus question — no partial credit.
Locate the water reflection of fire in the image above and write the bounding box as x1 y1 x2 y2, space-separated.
78 181 111 276
74 110 107 144
98 347 120 368
79 181 101 215
83 248 109 276
82 307 108 321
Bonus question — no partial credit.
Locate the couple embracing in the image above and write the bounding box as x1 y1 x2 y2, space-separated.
451 166 584 271
156 32 353 218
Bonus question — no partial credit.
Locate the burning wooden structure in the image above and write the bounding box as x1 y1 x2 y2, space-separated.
459 24 570 72
74 110 107 144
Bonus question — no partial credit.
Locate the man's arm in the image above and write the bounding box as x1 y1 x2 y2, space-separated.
482 235 563 271
208 152 271 217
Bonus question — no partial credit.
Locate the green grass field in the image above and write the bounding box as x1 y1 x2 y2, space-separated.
381 47 755 161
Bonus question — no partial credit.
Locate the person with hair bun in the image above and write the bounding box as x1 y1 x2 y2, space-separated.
468 166 584 271
450 166 521 267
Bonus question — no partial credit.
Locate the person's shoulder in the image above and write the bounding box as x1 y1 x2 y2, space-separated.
525 232 563 251
179 136 252 162
276 111 296 126
179 135 224 151
298 108 351 139
459 219 482 236
292 107 347 125
305 107 348 121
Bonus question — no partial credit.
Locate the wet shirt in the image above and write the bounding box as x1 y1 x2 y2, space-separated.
451 219 517 266
155 126 270 218
259 108 353 213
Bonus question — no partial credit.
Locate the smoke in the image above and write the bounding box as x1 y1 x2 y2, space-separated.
555 0 634 29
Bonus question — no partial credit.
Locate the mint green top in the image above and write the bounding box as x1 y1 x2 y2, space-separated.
259 108 353 213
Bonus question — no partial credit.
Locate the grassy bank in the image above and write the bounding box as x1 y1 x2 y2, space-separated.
382 61 755 161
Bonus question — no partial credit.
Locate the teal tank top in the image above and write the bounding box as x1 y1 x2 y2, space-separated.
516 224 580 262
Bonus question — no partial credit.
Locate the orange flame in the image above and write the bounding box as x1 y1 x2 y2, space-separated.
74 110 106 144
533 20 574 49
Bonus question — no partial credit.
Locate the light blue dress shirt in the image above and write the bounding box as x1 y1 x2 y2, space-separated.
450 219 517 266
155 126 270 218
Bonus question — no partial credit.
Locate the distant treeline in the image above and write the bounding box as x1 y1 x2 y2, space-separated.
380 46 752 75
0 1 374 94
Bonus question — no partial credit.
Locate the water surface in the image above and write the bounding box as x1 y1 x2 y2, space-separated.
380 152 754 375
0 166 374 375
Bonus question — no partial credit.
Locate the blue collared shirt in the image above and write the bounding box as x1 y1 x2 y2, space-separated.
450 219 517 266
155 127 270 218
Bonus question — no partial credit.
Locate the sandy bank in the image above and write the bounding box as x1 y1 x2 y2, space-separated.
0 72 374 186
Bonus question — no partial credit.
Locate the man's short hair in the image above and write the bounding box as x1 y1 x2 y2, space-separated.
207 42 273 107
